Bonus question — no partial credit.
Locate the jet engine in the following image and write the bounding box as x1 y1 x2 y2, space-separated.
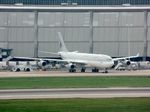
12 67 21 72
115 60 131 70
24 67 32 72
124 60 131 65
37 60 47 67
65 63 76 69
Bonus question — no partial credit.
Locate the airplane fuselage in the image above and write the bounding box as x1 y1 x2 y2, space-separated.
59 52 114 69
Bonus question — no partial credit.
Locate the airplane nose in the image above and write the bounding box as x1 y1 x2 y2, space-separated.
110 60 114 67
111 60 114 66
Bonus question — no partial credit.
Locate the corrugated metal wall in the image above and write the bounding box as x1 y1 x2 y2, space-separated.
0 11 149 57
0 0 150 5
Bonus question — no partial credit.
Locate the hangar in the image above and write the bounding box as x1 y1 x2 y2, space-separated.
0 1 150 60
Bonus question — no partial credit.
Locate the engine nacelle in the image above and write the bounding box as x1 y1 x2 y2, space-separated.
12 67 21 72
124 60 131 65
24 67 32 72
37 61 47 67
119 60 131 66
65 63 76 69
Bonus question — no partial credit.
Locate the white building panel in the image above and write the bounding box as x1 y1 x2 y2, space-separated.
8 12 34 26
119 28 144 41
9 42 34 57
93 12 119 26
0 12 8 26
38 12 64 26
147 12 150 26
64 28 90 41
38 42 59 57
0 42 7 48
8 28 34 41
93 28 118 41
64 12 90 26
38 12 90 26
119 12 144 26
38 28 90 42
0 27 7 41
66 42 89 53
38 28 63 41
118 42 143 56
94 42 118 57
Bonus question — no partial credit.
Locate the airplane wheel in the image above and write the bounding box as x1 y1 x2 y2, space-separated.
96 69 99 72
69 69 76 73
103 69 108 73
104 71 108 73
16 68 21 72
69 69 72 72
81 68 85 72
92 68 99 73
92 69 95 72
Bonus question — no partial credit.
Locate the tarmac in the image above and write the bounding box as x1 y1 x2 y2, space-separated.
0 70 150 77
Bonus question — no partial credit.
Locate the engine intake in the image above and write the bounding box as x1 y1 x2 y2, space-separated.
37 61 47 67
66 63 76 69
24 67 31 72
12 67 21 72
125 60 131 65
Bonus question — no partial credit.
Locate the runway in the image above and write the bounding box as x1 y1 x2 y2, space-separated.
0 88 150 99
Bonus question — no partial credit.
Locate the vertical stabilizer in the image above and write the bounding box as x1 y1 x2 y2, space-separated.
58 32 68 52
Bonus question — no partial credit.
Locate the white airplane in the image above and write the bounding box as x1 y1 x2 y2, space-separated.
55 32 115 73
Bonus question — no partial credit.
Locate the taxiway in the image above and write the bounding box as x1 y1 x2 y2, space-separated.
0 70 150 77
0 88 150 99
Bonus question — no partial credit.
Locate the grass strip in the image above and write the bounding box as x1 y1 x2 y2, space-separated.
0 98 150 112
0 76 150 89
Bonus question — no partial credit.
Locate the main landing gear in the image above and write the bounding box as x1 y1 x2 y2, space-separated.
69 69 76 73
92 68 99 73
92 68 108 73
81 68 86 72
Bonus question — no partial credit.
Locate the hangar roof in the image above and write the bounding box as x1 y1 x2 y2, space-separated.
0 5 150 12
0 0 150 5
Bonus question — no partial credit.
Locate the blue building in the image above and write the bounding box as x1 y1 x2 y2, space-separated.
0 0 150 5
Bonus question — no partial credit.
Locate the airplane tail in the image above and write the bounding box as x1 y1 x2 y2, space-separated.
57 32 68 52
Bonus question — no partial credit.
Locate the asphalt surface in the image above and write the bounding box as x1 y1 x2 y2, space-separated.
0 70 150 77
0 88 150 99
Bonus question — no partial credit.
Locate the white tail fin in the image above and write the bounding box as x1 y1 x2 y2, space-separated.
58 32 68 52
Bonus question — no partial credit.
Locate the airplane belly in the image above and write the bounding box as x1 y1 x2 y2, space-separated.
86 61 114 69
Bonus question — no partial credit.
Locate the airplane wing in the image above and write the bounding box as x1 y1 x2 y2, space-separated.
13 56 87 65
113 53 139 61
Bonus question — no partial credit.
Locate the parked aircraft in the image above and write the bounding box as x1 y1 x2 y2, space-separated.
113 53 140 70
39 32 139 72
